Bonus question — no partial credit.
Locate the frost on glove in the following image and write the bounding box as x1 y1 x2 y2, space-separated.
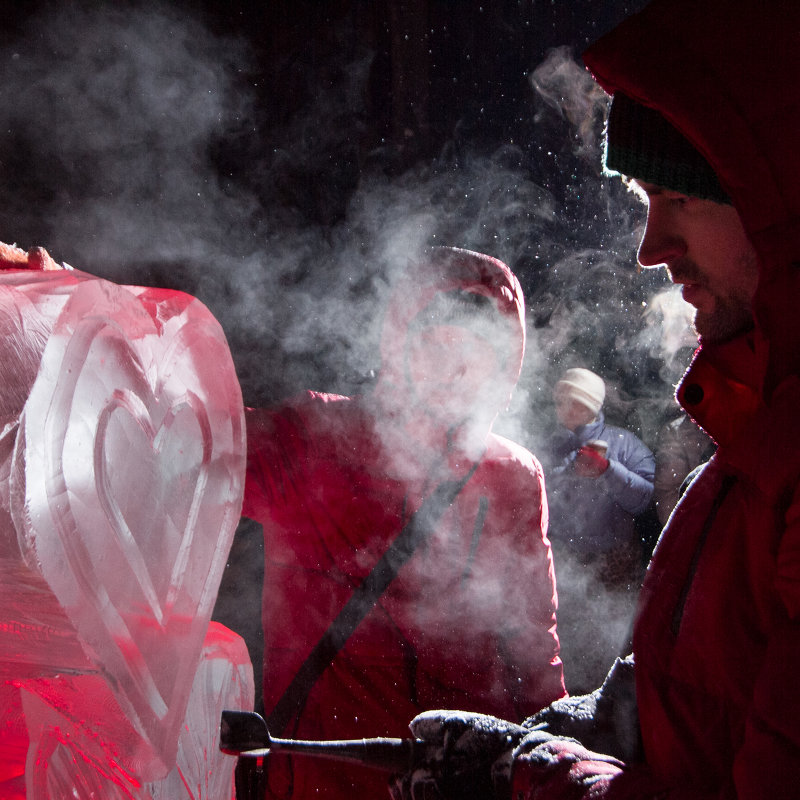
511 735 671 800
512 733 625 798
512 657 672 799
525 656 643 763
389 710 530 800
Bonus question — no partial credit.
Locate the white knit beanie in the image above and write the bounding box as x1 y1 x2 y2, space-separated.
554 368 606 416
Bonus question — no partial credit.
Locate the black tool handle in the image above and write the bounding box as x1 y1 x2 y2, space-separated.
220 709 425 772
266 735 420 772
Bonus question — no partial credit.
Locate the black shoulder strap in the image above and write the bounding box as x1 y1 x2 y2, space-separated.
267 462 479 734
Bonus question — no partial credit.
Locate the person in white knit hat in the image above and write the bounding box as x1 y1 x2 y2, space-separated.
552 367 606 434
545 366 654 693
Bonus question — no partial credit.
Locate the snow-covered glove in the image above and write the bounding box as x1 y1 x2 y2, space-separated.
573 446 609 478
525 656 643 763
526 691 600 744
511 733 672 800
511 734 626 799
389 710 532 800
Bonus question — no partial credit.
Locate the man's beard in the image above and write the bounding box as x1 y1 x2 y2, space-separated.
679 249 757 345
693 298 754 344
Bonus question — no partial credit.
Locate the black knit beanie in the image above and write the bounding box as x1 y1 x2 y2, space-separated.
604 93 730 204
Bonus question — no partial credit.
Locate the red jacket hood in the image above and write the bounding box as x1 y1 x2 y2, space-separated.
583 0 800 394
373 246 526 439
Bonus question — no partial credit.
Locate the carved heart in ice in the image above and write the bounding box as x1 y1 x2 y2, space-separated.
94 388 211 628
14 275 245 772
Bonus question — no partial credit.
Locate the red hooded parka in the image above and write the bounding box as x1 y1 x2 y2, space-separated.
511 1 800 797
245 248 566 799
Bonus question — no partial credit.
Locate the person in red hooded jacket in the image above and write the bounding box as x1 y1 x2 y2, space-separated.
388 2 800 799
243 246 566 800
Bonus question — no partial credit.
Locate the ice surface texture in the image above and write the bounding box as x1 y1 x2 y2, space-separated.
0 268 249 792
21 623 253 799
149 622 254 799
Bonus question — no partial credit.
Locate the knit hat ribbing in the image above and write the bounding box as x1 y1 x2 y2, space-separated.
554 367 606 417
604 93 730 204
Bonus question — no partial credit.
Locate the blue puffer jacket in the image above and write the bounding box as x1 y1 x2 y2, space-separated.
546 413 655 555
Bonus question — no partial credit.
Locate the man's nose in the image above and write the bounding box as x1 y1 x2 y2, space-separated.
636 210 685 269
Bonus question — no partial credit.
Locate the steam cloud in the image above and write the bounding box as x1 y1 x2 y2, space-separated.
0 3 696 696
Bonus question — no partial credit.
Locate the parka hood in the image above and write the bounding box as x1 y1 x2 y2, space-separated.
583 0 800 392
374 246 525 436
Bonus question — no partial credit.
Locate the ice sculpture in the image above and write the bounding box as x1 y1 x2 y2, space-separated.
22 686 151 800
0 262 250 795
20 623 253 800
149 622 254 799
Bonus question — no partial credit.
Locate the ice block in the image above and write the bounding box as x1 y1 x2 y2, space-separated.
0 266 247 784
148 622 255 799
20 623 253 799
21 682 154 799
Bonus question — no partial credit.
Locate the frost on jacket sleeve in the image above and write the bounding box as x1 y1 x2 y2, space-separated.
600 432 655 517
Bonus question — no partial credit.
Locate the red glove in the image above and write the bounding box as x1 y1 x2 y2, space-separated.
573 446 609 478
511 735 670 800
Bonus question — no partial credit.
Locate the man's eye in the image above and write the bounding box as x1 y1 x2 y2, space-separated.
667 194 689 206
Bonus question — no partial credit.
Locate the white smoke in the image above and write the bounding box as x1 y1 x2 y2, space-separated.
0 6 673 416
529 45 609 163
0 4 684 701
1 3 257 267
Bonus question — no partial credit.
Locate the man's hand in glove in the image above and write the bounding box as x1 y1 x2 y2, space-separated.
389 710 529 800
511 731 625 798
389 708 667 800
573 445 609 478
511 735 671 800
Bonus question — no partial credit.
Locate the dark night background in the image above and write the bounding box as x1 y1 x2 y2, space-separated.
1 0 685 707
0 0 674 420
